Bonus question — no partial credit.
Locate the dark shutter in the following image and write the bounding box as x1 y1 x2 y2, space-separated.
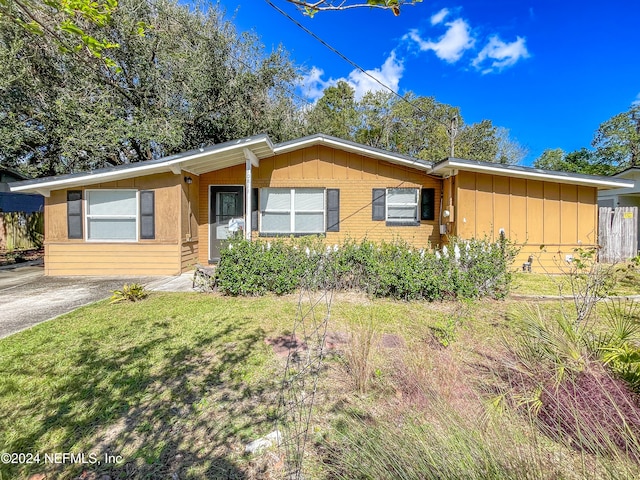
140 190 155 239
421 188 436 221
326 189 340 232
67 190 83 239
251 188 259 232
372 188 386 221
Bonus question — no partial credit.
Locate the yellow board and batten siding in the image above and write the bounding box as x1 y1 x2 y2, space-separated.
41 146 603 277
180 173 200 272
196 145 441 266
44 172 188 276
453 171 598 273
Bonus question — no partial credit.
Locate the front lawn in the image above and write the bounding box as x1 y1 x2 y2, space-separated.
0 294 294 479
1 291 639 479
511 264 640 297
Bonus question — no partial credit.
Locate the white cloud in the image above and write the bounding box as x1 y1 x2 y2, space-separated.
633 93 640 106
430 8 449 25
298 67 333 101
405 18 475 63
298 51 404 102
347 50 404 99
472 35 530 73
403 9 531 73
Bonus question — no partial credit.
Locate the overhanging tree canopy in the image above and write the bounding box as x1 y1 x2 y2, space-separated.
0 0 121 64
0 0 304 176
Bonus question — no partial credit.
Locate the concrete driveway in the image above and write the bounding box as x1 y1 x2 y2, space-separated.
0 264 194 339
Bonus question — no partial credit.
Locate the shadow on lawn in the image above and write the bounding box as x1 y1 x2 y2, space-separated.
2 313 279 479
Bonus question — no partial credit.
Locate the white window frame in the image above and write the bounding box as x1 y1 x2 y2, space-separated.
260 187 326 234
85 189 139 242
386 188 419 224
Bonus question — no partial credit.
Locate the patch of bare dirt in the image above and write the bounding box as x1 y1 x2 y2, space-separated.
265 335 306 358
380 333 404 349
265 331 351 359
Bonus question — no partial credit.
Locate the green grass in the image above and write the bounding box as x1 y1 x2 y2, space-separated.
1 290 639 479
511 265 640 297
0 293 295 479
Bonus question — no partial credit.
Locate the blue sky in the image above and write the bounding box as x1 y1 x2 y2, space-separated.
221 1 640 165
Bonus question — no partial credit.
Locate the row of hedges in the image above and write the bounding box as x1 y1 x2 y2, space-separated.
215 236 518 300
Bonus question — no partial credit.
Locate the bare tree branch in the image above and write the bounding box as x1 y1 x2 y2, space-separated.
282 0 421 15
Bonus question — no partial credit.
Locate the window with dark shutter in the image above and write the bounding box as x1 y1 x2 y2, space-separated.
326 189 340 232
67 190 83 239
421 188 436 221
372 188 386 221
260 188 325 234
140 190 155 239
386 188 420 226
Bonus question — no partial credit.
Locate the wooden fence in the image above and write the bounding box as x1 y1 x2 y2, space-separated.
598 206 638 263
0 212 44 250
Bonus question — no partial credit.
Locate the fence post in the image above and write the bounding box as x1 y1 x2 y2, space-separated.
598 206 638 263
0 212 44 251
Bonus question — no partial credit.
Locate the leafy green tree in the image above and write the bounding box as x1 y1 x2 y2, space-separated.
565 148 616 175
592 104 640 169
0 0 120 64
354 90 395 149
386 93 454 160
1 0 303 175
533 148 565 171
533 147 616 176
352 90 525 163
305 80 359 139
455 119 499 162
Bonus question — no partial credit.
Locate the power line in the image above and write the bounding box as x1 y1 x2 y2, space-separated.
264 0 459 146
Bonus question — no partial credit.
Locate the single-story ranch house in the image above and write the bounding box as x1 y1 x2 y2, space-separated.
9 134 634 276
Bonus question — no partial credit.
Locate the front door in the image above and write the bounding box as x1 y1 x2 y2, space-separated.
209 185 244 262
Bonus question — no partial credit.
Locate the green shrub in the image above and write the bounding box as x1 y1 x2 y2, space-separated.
216 236 518 300
110 283 148 303
594 300 640 393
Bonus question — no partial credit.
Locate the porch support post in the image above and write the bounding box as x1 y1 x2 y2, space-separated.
243 148 259 240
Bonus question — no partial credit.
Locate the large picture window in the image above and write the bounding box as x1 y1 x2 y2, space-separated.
260 188 325 234
86 190 138 241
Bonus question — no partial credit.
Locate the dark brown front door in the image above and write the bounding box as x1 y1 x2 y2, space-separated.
209 185 244 262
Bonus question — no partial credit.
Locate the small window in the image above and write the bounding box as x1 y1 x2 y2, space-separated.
386 188 419 225
86 190 138 241
67 190 83 239
260 188 325 234
372 189 386 221
421 188 436 221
